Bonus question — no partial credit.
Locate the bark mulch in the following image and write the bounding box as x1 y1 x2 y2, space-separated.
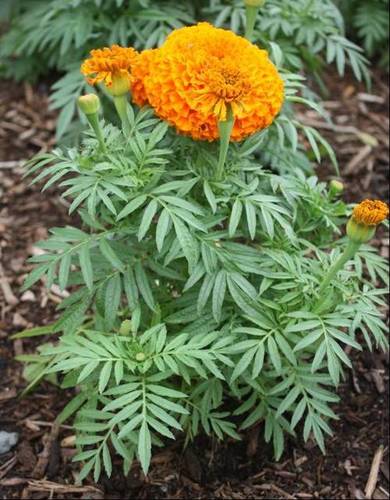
0 74 389 499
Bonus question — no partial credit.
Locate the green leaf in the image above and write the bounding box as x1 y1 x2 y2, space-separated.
197 273 216 314
117 195 147 220
78 458 95 482
291 398 306 430
99 361 113 394
138 420 152 475
79 245 93 290
138 199 158 241
118 414 143 439
245 201 257 240
172 216 199 271
155 208 171 252
123 268 139 311
102 443 112 478
229 199 242 238
57 392 88 424
293 330 322 351
77 360 100 383
109 401 143 426
99 239 125 272
231 347 256 382
148 404 182 430
147 415 174 439
147 385 187 399
104 274 122 329
111 433 134 461
267 336 281 373
212 271 226 323
204 181 217 213
11 324 54 339
276 386 301 418
135 262 155 311
59 253 71 291
252 343 265 378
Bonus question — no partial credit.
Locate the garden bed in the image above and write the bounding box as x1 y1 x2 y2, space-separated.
0 71 388 499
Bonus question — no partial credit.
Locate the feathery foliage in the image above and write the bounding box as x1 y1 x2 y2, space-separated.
0 0 370 140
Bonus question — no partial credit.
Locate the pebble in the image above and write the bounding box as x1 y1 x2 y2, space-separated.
0 430 19 454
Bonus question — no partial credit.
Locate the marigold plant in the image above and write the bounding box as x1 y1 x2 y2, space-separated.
17 18 388 484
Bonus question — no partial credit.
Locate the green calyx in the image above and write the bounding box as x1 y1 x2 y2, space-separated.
346 218 376 244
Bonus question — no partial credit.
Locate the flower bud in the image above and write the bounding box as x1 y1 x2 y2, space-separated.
135 352 146 362
119 319 132 336
329 179 344 196
245 0 266 6
78 94 100 115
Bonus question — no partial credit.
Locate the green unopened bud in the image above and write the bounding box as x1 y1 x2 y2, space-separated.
244 0 265 41
135 352 146 362
119 320 132 336
245 0 266 6
329 179 344 195
78 94 100 115
346 218 375 244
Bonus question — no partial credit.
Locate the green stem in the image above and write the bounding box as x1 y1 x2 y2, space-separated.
245 4 259 41
85 112 106 153
113 94 131 136
318 239 361 295
216 107 235 181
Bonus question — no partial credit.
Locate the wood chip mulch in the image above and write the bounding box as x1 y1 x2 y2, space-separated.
0 73 388 499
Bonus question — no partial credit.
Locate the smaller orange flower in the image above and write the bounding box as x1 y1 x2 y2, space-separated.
352 199 389 226
81 45 139 96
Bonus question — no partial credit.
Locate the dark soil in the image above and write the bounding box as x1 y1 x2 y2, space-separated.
0 74 389 500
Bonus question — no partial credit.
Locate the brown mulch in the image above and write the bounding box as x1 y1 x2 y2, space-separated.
0 73 389 500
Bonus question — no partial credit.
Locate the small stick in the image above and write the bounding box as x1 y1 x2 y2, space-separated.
0 160 26 169
365 445 384 499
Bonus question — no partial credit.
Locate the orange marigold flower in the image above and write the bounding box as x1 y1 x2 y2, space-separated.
352 199 389 226
137 23 284 141
131 49 157 107
81 45 139 96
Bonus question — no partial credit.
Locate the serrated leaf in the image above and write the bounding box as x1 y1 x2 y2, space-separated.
79 245 93 290
138 420 151 475
99 361 112 393
138 199 158 241
117 195 147 220
99 239 125 272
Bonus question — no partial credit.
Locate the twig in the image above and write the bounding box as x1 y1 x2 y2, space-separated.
0 262 19 306
27 479 103 494
0 456 17 480
365 445 384 499
344 145 372 175
0 160 25 169
32 422 60 479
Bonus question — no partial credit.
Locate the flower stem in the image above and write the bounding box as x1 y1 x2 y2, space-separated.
85 112 107 153
113 94 131 136
245 4 259 41
216 107 235 180
318 239 361 295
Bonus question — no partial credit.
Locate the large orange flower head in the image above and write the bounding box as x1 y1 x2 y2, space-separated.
136 23 284 141
81 45 139 97
352 199 389 226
